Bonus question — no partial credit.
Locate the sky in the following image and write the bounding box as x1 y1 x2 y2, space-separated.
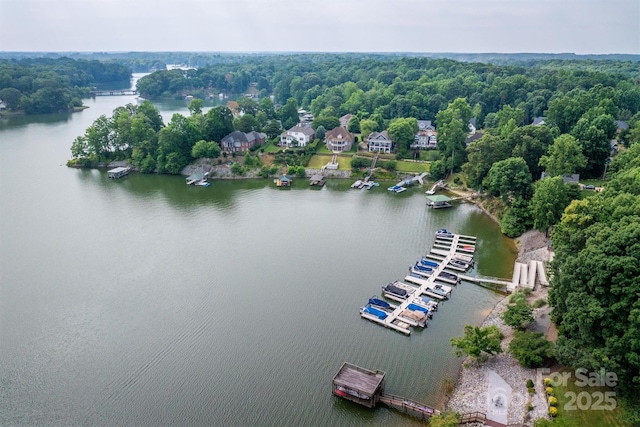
0 0 638 54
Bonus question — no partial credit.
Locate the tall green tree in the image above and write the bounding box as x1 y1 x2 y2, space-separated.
483 157 533 203
539 134 587 177
463 134 511 189
204 106 234 143
279 98 299 130
387 117 418 154
436 98 473 172
530 176 571 233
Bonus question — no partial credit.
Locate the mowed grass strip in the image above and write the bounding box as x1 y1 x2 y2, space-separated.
395 160 431 173
307 154 352 170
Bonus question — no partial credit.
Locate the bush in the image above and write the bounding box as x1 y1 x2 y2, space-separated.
544 378 551 386
526 379 535 388
527 402 535 411
502 299 534 329
549 406 558 417
548 396 558 406
546 387 554 395
532 298 547 308
509 331 553 368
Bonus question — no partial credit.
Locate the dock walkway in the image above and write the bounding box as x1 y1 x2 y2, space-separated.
372 234 467 334
378 392 440 419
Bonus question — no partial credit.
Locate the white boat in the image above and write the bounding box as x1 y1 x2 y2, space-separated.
351 180 363 188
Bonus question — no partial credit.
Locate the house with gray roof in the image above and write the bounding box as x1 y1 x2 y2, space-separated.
532 117 546 126
325 127 355 152
413 120 437 149
221 131 266 152
280 124 315 148
367 131 394 154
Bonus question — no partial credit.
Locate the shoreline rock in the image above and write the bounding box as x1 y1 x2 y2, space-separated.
445 230 553 425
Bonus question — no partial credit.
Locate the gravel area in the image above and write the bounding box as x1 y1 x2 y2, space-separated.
446 230 554 426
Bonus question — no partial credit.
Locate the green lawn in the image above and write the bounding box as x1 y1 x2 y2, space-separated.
395 160 431 173
307 154 352 170
550 368 631 426
262 141 282 153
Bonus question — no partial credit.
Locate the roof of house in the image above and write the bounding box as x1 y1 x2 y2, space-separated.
616 120 629 130
465 130 484 144
340 114 353 123
221 131 266 145
417 120 435 131
325 127 355 142
469 118 477 128
367 131 392 142
286 125 315 136
532 117 546 126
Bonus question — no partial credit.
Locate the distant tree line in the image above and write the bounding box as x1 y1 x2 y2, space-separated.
0 57 131 114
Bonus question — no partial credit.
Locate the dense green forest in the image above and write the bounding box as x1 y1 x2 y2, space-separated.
549 145 640 424
0 57 131 114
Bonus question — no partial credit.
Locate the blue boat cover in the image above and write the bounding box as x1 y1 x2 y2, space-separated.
369 298 391 309
364 306 388 319
420 258 439 267
414 263 432 272
408 303 429 313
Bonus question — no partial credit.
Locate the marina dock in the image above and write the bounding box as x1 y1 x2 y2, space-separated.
360 230 475 335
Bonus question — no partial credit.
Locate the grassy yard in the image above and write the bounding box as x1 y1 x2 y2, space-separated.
549 368 631 426
307 154 352 170
262 141 282 153
395 160 431 173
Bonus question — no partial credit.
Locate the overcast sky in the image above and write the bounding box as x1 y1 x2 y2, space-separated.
0 0 638 54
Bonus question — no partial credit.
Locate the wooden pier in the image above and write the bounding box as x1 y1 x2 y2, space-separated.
332 362 439 420
91 89 138 96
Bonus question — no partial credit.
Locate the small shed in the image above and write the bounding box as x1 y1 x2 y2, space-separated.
107 167 130 179
426 194 452 208
332 362 386 408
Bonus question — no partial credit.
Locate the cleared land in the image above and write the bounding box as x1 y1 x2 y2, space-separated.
395 160 431 173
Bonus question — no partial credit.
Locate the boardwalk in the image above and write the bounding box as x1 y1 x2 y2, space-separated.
378 392 440 419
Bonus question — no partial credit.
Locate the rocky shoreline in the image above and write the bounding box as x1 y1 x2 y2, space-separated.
445 230 554 425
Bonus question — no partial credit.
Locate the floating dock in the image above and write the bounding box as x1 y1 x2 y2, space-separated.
107 166 130 179
360 231 475 335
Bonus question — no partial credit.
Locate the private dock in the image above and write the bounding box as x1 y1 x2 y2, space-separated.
332 362 439 419
309 174 325 186
107 166 130 179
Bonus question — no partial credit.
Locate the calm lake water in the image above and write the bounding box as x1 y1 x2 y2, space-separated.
0 78 516 426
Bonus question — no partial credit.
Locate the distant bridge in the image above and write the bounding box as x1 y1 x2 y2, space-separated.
91 90 138 96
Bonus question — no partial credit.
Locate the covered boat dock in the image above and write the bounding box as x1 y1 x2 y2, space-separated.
426 194 452 208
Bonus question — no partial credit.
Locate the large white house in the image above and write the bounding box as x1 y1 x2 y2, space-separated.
367 131 393 154
279 124 315 148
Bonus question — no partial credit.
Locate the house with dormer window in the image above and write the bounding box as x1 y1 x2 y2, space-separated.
325 127 355 152
367 131 393 154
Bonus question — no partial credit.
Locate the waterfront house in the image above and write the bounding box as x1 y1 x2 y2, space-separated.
221 131 267 152
339 114 353 129
412 120 437 149
367 131 393 154
279 124 315 148
469 118 477 135
532 117 546 126
325 127 355 152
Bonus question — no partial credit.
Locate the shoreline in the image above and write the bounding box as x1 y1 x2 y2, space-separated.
444 230 554 425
